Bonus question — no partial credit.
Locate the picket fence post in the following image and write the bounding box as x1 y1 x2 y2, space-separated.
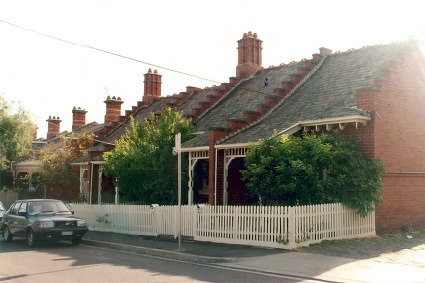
288 206 295 247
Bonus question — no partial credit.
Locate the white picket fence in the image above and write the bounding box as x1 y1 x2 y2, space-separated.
71 203 375 249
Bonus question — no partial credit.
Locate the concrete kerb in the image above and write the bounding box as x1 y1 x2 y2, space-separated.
81 239 236 264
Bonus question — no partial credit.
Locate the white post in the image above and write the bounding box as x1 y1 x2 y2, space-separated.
98 167 103 204
175 133 182 251
79 167 85 197
115 178 119 204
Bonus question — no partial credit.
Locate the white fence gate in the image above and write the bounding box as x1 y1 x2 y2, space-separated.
71 203 375 249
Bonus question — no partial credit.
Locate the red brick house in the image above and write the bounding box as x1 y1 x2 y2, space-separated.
74 32 425 232
11 108 105 201
182 34 425 231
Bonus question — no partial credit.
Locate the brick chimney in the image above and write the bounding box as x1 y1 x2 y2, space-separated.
104 96 124 124
72 107 87 130
143 69 162 104
33 127 38 140
46 115 61 139
236 31 263 79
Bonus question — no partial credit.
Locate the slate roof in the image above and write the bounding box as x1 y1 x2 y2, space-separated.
81 41 418 152
182 62 304 148
31 121 103 151
178 88 215 117
198 63 302 131
103 96 174 143
100 86 217 146
14 122 104 165
71 154 89 164
220 43 408 145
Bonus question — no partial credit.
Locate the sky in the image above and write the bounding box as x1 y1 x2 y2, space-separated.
0 0 424 139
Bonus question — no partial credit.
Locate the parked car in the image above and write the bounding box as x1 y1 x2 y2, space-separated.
0 201 5 222
0 199 88 247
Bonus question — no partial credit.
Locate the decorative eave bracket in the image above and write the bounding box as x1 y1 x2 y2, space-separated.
300 115 370 133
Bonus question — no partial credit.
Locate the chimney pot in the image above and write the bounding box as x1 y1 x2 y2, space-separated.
72 107 88 130
143 69 162 103
46 115 62 139
236 32 263 78
104 96 124 124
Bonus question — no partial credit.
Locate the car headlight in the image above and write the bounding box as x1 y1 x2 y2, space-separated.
77 220 87 227
40 221 54 228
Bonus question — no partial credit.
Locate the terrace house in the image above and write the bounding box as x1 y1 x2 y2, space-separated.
75 32 425 232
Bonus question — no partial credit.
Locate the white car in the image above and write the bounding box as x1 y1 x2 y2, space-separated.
0 201 5 222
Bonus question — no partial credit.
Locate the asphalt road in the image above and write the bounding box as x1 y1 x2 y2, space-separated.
0 239 321 283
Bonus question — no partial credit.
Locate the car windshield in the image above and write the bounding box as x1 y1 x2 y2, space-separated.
0 202 4 211
28 201 72 215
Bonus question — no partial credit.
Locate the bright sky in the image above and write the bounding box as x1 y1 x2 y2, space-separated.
0 0 424 139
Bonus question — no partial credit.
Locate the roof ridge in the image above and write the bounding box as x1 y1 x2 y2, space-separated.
329 40 412 58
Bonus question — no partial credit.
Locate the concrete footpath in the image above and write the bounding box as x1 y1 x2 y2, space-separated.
82 231 425 283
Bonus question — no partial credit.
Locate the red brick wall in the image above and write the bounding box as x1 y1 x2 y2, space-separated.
377 173 425 231
208 128 229 204
215 150 224 204
373 46 425 231
348 44 425 231
341 122 375 158
339 45 425 231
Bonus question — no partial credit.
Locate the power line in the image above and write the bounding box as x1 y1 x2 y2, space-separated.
0 19 222 84
0 18 354 111
1 19 362 140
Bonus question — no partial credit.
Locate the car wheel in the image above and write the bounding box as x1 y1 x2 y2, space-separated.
3 226 13 241
27 229 37 247
71 238 81 246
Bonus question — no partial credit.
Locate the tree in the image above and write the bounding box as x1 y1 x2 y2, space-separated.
33 132 94 200
242 131 384 216
0 94 37 169
103 108 192 204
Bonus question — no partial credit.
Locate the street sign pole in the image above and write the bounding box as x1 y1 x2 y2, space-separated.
175 133 182 251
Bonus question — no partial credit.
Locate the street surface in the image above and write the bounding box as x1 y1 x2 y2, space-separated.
0 239 319 283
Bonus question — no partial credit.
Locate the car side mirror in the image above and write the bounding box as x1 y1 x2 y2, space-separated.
71 211 74 215
18 211 26 216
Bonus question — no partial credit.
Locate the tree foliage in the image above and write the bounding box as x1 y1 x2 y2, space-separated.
33 132 94 200
0 95 37 169
242 131 384 216
103 108 192 205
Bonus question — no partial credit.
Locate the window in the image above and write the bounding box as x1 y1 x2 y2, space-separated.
9 202 22 215
18 202 27 214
